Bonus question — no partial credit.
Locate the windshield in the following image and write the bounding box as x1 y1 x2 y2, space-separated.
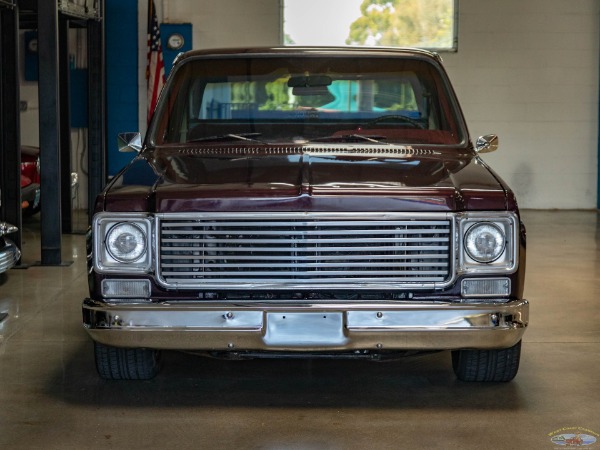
150 55 465 146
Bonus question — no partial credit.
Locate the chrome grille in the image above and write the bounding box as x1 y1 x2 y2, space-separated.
156 213 453 289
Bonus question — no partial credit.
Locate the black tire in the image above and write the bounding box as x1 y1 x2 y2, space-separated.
94 342 161 380
452 341 521 382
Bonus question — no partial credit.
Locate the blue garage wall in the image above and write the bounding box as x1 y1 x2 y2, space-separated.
105 0 138 177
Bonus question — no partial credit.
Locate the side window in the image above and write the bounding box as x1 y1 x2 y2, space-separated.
199 84 234 119
373 80 418 112
261 78 291 110
198 82 282 119
192 77 428 118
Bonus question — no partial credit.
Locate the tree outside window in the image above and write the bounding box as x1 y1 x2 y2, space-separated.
283 0 457 51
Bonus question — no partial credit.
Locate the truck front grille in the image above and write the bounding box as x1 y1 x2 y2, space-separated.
156 213 453 289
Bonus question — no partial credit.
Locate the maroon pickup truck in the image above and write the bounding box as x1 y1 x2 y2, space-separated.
83 47 528 381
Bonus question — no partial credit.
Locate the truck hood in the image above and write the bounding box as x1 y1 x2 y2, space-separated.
102 145 509 213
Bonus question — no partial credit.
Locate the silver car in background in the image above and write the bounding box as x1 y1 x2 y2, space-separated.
0 222 20 273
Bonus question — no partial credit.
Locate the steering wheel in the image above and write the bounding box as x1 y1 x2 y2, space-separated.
361 114 425 129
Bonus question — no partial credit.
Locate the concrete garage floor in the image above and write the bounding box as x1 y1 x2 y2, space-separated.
0 210 598 449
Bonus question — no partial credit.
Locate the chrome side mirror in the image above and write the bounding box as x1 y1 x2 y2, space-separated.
118 132 143 153
475 134 499 153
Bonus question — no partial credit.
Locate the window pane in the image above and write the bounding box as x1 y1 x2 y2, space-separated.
283 0 456 51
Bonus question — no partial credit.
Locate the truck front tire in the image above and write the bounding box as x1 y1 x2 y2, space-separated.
452 341 521 382
94 342 161 380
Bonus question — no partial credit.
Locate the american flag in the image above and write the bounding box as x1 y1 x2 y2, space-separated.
146 0 165 123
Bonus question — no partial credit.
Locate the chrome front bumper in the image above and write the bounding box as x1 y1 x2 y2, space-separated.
83 298 528 352
0 238 20 273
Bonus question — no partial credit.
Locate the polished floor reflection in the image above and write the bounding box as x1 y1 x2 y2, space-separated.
0 211 599 449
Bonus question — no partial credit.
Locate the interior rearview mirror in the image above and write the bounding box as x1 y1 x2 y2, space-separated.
288 75 332 97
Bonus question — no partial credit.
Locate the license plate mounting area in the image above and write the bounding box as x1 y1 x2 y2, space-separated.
263 312 347 347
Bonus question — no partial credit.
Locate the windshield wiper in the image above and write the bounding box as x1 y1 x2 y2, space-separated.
187 132 265 144
362 114 425 129
310 134 387 144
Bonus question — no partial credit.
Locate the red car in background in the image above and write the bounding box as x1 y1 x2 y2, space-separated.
20 145 40 216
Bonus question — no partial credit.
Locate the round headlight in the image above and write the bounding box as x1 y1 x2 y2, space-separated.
106 223 147 262
464 222 505 263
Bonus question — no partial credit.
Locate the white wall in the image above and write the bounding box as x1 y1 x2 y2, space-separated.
443 0 599 209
